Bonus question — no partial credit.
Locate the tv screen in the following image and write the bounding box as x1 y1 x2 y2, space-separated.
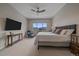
5 18 22 30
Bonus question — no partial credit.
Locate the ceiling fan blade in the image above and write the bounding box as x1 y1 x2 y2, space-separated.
38 9 46 13
41 9 45 12
31 9 36 12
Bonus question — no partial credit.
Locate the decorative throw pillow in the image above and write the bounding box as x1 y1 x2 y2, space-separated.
52 26 56 32
65 29 74 35
57 29 62 34
63 30 68 35
55 29 62 34
52 28 57 33
60 30 67 35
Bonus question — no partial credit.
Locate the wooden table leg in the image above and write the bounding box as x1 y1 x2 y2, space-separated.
11 35 13 45
7 36 9 46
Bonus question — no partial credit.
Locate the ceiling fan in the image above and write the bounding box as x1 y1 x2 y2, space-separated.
31 7 46 13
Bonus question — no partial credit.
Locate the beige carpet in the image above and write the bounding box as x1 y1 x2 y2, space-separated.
0 37 74 56
39 46 74 56
0 38 38 56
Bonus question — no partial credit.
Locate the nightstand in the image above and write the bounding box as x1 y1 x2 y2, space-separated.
70 34 79 56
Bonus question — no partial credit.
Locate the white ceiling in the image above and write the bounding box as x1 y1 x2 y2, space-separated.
9 3 66 19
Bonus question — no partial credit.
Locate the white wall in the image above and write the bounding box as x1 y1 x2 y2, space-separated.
0 3 27 35
53 3 79 34
0 3 27 49
27 18 52 34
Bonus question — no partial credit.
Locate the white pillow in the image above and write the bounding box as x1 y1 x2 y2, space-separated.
54 29 60 33
52 27 56 32
60 30 67 35
65 29 74 35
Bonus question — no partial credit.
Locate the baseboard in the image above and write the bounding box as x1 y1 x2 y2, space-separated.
38 45 69 48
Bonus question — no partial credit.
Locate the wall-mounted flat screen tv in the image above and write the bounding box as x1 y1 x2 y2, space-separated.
5 18 22 30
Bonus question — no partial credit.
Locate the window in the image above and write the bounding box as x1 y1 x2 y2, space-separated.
33 23 47 29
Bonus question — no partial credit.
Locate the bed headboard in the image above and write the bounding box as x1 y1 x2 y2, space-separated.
56 24 76 34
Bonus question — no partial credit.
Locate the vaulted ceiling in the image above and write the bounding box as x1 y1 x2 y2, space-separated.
9 3 66 19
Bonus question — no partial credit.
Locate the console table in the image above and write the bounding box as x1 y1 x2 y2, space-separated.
7 33 23 46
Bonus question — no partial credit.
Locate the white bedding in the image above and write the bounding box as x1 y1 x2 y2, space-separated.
36 32 71 42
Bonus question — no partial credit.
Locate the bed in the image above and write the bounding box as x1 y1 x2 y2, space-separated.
36 24 76 47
